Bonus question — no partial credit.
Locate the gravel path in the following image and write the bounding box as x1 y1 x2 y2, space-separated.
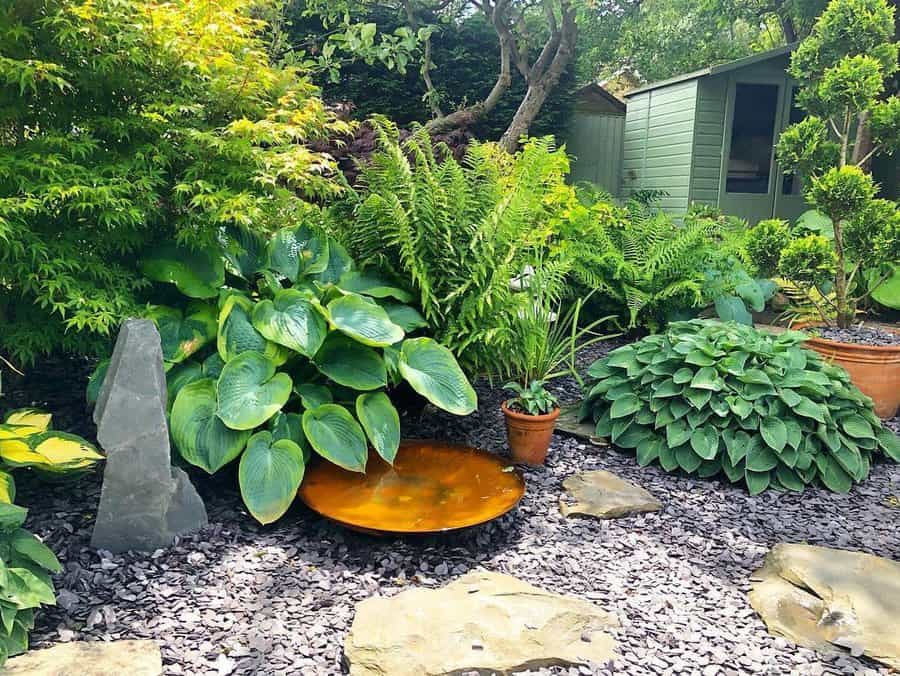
6 347 900 676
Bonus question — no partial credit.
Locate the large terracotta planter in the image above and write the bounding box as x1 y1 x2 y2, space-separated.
799 325 900 419
501 401 560 466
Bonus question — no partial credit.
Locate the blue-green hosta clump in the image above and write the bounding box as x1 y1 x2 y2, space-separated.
89 221 477 524
579 320 900 494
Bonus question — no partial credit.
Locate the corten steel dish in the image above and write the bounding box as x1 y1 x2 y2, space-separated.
298 440 525 535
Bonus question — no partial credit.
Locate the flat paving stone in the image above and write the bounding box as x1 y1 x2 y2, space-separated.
5 639 162 675
560 469 661 519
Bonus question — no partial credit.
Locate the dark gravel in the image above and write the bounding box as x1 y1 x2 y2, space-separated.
4 345 900 676
814 325 900 346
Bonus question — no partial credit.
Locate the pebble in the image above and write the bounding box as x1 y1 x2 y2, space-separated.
9 342 900 675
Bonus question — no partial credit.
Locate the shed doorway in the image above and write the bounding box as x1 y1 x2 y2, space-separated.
719 82 781 222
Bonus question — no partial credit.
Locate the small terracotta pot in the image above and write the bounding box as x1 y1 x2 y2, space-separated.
796 323 900 419
501 401 560 466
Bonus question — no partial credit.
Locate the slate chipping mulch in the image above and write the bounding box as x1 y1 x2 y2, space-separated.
4 346 900 676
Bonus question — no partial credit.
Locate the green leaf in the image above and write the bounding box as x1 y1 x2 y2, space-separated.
684 387 712 410
171 379 250 473
302 404 368 472
738 369 772 386
381 303 428 332
745 469 770 495
140 243 224 299
672 367 694 384
148 303 217 366
876 427 900 462
337 271 412 302
222 224 267 279
725 395 753 419
746 437 778 471
840 414 875 440
689 427 718 460
314 333 387 391
760 417 788 453
735 281 765 312
816 454 852 492
238 432 306 524
356 392 400 464
671 444 701 472
610 394 641 419
714 296 753 325
267 225 329 281
0 471 15 505
0 504 27 531
398 338 477 415
218 295 285 364
685 350 715 366
313 238 354 284
690 367 722 391
794 396 826 422
636 437 662 466
294 383 333 409
251 289 327 357
778 388 802 407
216 352 292 430
775 464 806 491
10 530 60 573
666 419 691 447
86 359 110 407
328 293 405 347
166 361 203 412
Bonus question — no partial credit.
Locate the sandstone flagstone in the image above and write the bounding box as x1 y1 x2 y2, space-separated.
4 640 162 675
560 469 661 519
749 542 900 669
91 319 207 552
344 570 619 676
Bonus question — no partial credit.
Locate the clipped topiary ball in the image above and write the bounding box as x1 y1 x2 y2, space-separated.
580 320 900 494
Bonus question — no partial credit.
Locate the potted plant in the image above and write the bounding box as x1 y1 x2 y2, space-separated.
499 273 617 464
747 0 900 417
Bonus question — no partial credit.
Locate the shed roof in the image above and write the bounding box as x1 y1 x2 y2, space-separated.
573 82 627 114
625 44 796 97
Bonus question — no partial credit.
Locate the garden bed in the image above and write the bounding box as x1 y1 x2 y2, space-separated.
6 350 900 675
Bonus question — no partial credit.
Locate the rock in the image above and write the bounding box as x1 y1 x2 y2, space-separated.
749 543 900 670
4 640 162 675
555 406 606 444
344 570 619 676
559 470 661 519
91 319 207 553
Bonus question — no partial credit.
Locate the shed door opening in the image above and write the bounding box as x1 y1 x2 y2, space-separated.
726 83 779 194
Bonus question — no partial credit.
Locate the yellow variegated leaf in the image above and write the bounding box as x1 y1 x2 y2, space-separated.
31 432 103 466
0 439 49 467
0 470 15 504
0 423 42 440
4 409 52 433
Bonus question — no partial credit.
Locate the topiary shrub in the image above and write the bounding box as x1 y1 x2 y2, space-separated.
579 320 900 494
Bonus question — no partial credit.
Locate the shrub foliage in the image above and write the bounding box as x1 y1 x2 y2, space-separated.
0 0 348 364
580 320 900 494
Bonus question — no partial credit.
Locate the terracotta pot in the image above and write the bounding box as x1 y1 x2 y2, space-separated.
797 323 900 419
501 401 560 466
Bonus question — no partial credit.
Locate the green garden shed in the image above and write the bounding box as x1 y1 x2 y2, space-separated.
566 83 627 196
621 45 809 224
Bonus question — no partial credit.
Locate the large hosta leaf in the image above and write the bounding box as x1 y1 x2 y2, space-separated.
381 303 428 332
252 289 327 357
0 470 15 504
267 225 329 281
218 295 285 364
398 338 476 415
221 225 267 279
148 303 217 367
140 243 224 299
238 432 305 524
171 379 250 472
313 238 354 284
328 294 405 347
165 361 203 411
3 410 51 432
86 359 110 407
302 404 368 472
269 412 312 462
314 333 386 391
867 264 900 310
217 352 292 430
28 432 103 469
337 271 413 302
356 392 400 464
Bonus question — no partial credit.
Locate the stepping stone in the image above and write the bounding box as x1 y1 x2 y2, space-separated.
555 405 605 443
4 640 162 675
559 470 661 519
344 570 619 676
749 543 900 669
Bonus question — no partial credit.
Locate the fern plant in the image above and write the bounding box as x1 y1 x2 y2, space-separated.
340 119 576 375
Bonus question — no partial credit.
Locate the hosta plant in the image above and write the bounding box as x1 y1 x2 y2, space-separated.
579 320 900 494
0 409 101 663
92 222 476 524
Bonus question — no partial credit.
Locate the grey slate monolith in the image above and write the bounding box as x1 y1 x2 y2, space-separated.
91 319 207 553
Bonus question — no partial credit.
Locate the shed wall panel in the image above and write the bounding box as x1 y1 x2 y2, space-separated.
689 76 727 206
567 111 626 196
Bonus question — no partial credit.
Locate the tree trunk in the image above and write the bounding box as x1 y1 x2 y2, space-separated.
499 1 576 152
833 220 853 328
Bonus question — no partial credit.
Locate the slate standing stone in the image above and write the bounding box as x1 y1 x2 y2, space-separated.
91 319 207 553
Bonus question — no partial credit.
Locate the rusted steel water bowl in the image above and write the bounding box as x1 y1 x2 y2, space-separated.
298 440 525 535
